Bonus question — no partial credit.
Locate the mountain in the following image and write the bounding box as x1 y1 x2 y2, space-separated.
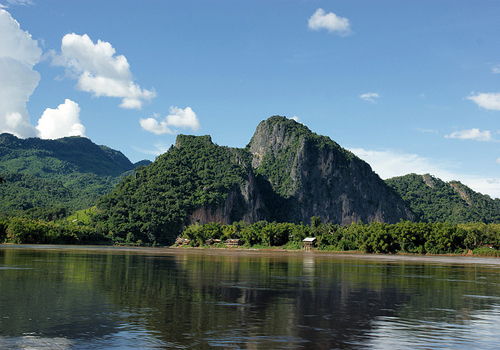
0 133 148 214
94 116 414 244
0 133 135 176
248 116 413 225
385 173 500 223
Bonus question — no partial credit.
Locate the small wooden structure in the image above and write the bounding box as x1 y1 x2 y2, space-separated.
302 237 317 250
175 237 190 246
206 239 221 245
225 239 242 247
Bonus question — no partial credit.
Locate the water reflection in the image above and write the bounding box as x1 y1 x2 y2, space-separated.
1 247 500 349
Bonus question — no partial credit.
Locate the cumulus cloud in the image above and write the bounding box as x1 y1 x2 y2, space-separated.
360 92 380 103
308 8 352 36
350 148 500 198
53 33 155 109
0 9 41 137
291 116 300 122
140 106 200 135
444 128 493 142
36 99 85 139
466 92 500 111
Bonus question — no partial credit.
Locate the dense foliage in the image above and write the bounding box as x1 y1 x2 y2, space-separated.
386 174 500 223
0 133 135 176
180 219 500 256
93 135 250 245
0 217 108 245
0 133 147 215
0 172 119 214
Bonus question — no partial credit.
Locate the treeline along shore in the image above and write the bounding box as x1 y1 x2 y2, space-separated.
2 216 500 257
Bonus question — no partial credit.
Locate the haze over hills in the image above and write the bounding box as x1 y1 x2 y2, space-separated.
1 116 499 245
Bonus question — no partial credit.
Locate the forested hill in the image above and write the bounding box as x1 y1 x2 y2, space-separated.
0 133 136 176
385 173 500 224
94 116 414 245
0 133 150 214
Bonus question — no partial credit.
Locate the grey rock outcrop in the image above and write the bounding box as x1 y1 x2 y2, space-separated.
247 116 414 225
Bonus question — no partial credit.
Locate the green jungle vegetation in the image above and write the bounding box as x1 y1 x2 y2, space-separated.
2 214 500 257
1 120 500 256
179 218 500 256
0 133 149 215
92 135 250 245
386 173 500 224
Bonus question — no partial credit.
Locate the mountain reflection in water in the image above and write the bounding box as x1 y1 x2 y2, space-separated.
1 246 500 349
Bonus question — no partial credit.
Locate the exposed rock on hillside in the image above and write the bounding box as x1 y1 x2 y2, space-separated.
96 116 415 244
248 116 414 225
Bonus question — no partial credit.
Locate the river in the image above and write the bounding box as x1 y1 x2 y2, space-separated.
1 245 500 349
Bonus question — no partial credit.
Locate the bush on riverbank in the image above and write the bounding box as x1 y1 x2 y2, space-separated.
0 217 110 245
180 220 500 255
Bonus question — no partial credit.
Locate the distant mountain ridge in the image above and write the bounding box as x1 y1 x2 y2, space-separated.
385 173 500 223
0 133 150 213
0 133 137 176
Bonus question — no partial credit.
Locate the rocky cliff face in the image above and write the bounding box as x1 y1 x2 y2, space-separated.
187 116 413 226
248 116 414 225
97 116 415 244
188 168 269 225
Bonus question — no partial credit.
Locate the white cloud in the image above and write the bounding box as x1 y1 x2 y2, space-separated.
493 65 500 74
350 148 500 199
139 115 173 135
165 106 200 131
360 92 380 103
0 0 34 7
36 99 85 139
466 92 500 111
349 148 454 180
308 8 352 36
444 128 493 142
140 106 200 135
417 128 438 134
53 33 155 109
291 115 300 122
0 9 41 137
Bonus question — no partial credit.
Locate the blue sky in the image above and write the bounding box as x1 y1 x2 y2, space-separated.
1 1 500 198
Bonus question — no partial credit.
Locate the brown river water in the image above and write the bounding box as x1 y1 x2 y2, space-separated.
1 245 500 349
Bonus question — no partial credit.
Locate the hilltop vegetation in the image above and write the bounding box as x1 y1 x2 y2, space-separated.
386 174 500 223
0 133 149 215
93 135 251 244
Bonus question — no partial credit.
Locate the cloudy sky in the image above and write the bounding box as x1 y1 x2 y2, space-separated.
1 0 500 198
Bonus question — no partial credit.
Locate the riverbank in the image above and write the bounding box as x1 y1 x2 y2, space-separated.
3 244 500 266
